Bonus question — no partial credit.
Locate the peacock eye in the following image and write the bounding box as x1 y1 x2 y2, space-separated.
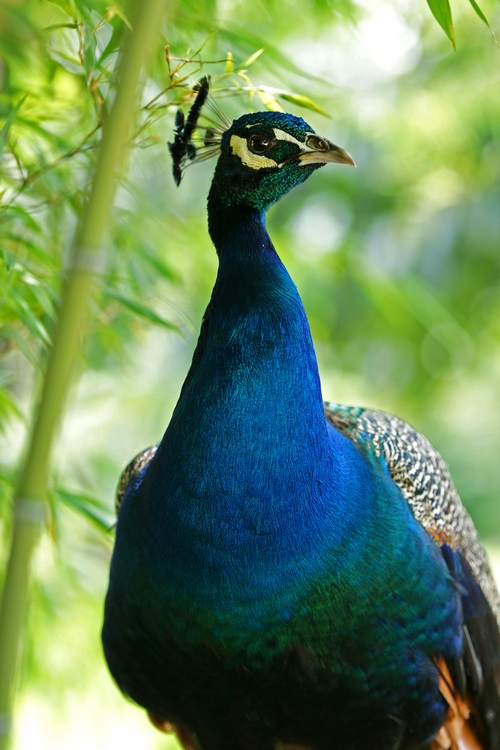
248 134 274 154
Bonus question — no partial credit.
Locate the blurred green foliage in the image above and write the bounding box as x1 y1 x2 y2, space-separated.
426 0 496 49
1 0 500 747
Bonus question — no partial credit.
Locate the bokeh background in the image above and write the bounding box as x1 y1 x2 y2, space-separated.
1 0 500 747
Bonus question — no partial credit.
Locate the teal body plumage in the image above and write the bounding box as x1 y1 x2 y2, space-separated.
103 96 500 750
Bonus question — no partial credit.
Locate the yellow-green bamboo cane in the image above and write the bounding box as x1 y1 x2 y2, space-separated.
0 1 167 746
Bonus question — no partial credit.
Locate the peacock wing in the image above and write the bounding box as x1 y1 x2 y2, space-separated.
325 401 500 749
115 444 159 517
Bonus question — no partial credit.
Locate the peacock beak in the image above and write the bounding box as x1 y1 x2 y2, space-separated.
298 135 356 167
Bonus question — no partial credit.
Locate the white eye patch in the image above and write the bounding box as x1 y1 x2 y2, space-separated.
229 129 305 170
272 128 303 147
229 135 279 170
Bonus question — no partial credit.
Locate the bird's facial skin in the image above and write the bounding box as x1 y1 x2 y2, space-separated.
229 129 354 171
211 111 354 212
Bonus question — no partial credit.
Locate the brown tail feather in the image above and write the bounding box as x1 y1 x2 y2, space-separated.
430 660 483 750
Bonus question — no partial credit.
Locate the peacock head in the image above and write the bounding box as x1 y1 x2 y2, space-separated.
168 78 355 213
211 111 355 212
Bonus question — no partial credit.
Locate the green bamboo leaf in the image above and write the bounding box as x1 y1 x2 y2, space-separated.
225 50 234 73
257 88 284 112
55 488 113 533
251 87 330 117
3 237 58 267
10 291 51 345
46 0 76 16
0 469 14 516
0 95 28 157
237 71 254 97
137 246 177 281
5 328 40 369
106 289 181 331
219 27 327 84
468 0 489 25
72 0 96 22
83 22 96 73
239 48 264 68
467 0 498 42
96 18 124 67
107 5 132 31
16 117 74 148
278 92 330 117
0 207 43 234
21 274 57 320
426 0 456 49
0 385 22 428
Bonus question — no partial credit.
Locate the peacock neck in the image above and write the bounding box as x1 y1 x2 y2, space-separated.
176 190 330 461
121 193 385 637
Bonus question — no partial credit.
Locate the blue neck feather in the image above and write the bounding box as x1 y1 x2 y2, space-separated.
111 192 460 682
118 197 386 632
186 195 329 461
105 130 465 742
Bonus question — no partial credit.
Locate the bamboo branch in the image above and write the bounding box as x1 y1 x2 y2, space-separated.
0 0 167 747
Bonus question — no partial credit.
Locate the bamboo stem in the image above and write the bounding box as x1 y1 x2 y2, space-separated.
0 1 167 747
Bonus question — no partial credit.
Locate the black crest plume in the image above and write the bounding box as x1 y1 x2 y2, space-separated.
168 77 227 186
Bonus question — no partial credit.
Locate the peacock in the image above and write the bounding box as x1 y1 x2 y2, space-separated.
102 78 500 750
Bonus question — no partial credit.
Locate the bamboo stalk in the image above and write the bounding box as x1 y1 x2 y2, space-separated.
0 1 167 747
